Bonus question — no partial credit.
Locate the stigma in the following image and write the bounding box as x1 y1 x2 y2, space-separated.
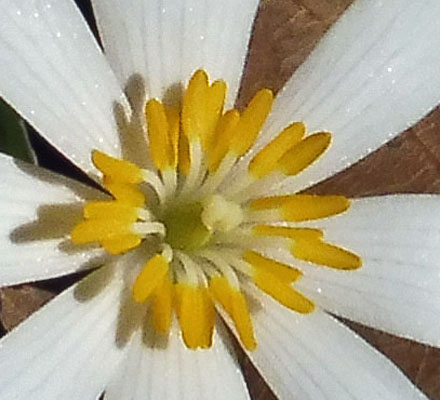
71 69 361 350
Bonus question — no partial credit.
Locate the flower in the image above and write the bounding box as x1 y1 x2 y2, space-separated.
0 0 439 399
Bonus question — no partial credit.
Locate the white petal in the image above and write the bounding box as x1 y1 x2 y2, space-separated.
246 295 427 400
245 0 440 193
0 0 127 174
106 320 250 400
92 0 259 107
0 265 127 400
0 153 108 286
290 195 440 348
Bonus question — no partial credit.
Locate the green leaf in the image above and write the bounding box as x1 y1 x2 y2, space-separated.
0 99 36 163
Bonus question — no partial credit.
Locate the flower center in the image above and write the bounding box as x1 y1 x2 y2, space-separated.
71 69 362 351
162 201 209 251
160 195 243 251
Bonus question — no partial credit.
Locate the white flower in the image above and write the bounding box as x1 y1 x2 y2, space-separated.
0 0 439 399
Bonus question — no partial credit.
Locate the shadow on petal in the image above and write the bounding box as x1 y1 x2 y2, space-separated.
113 74 151 169
10 203 83 242
74 262 116 302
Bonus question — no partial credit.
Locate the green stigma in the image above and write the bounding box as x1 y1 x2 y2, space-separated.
161 202 212 251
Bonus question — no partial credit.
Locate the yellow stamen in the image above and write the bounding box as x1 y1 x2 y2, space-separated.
132 254 170 303
253 225 323 241
249 122 305 178
230 89 274 156
165 106 180 168
104 181 146 207
200 288 215 348
152 275 173 334
182 69 209 142
178 130 191 176
243 250 302 283
208 276 256 350
251 194 350 221
208 109 240 172
175 283 200 348
230 290 257 350
71 219 138 244
175 283 213 349
292 239 362 270
209 276 233 314
278 132 331 176
253 268 314 314
92 150 143 184
83 201 139 221
146 99 174 171
202 80 227 151
101 235 142 255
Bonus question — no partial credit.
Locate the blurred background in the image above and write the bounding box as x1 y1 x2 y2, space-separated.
1 0 440 398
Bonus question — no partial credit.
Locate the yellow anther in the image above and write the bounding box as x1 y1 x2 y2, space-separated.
175 283 212 349
230 290 257 350
182 69 209 142
101 234 142 255
152 276 173 334
208 109 240 172
173 283 184 312
209 276 256 350
253 268 314 314
278 132 331 176
209 276 233 313
251 194 350 222
253 225 323 241
146 99 174 171
92 150 143 184
200 288 215 348
249 122 305 178
83 201 139 222
243 250 302 283
132 255 170 303
165 106 180 168
104 181 146 207
71 219 137 244
203 80 227 148
292 239 362 270
230 89 274 156
178 130 191 176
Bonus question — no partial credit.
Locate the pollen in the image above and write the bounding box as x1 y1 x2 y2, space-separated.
71 68 362 351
